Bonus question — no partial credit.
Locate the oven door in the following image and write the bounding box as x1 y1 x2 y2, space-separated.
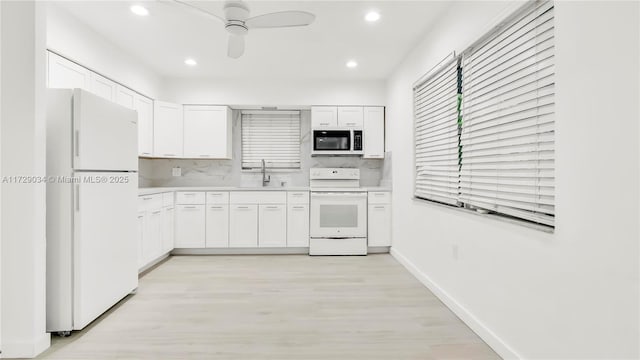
310 192 367 238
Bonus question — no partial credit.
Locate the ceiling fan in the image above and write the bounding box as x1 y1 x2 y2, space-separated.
170 0 316 59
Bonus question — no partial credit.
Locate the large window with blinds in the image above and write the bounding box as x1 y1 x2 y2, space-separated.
414 0 555 228
241 110 301 169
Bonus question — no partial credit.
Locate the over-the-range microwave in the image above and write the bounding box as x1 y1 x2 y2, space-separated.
311 129 363 156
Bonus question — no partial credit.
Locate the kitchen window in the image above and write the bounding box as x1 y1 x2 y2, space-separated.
241 110 301 169
414 0 555 228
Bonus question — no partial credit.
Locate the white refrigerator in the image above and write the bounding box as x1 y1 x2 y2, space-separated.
46 89 139 334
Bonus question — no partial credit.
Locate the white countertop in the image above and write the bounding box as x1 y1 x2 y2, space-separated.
138 186 390 196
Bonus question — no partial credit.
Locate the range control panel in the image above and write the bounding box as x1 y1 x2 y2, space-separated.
310 168 360 180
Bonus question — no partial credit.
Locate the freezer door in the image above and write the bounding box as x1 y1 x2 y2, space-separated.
73 172 138 330
73 89 138 171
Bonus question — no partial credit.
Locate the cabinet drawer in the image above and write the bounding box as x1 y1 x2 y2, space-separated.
176 191 205 204
287 191 309 204
138 193 162 211
206 191 229 204
162 192 175 207
230 191 286 204
368 191 391 204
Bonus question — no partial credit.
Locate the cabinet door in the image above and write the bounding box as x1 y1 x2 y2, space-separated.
47 52 90 90
137 211 146 270
311 106 337 128
337 106 364 128
229 205 258 247
162 206 175 253
206 205 229 248
89 72 117 102
368 204 391 246
153 101 183 158
144 209 163 264
259 204 287 247
174 205 205 248
287 204 309 247
364 106 385 159
183 105 232 159
115 85 136 109
136 95 154 157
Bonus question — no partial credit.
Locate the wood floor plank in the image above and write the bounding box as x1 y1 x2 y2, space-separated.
37 254 500 360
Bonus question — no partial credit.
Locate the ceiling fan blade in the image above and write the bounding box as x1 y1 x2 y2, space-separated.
245 11 315 29
164 0 225 24
228 34 245 58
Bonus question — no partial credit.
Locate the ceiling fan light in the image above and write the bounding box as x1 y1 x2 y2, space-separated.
130 5 149 16
365 11 380 22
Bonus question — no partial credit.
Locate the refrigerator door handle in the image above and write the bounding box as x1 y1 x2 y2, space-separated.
75 130 80 157
75 184 80 211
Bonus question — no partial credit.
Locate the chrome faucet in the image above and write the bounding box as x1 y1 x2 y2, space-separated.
261 159 270 187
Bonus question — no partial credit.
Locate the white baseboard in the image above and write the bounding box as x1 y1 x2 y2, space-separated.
390 248 520 360
2 332 51 358
171 247 310 255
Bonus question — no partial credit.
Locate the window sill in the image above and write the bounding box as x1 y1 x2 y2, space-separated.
411 197 554 234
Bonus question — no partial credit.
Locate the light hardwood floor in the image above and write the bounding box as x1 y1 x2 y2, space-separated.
38 255 500 360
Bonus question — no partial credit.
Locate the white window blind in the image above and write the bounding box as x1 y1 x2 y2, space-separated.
413 55 461 206
241 110 301 169
460 0 555 226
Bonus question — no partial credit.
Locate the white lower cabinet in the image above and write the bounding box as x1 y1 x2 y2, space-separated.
175 205 206 248
258 205 287 247
206 205 229 248
229 205 258 247
162 206 175 253
145 209 163 263
136 211 145 269
368 192 392 247
287 204 309 247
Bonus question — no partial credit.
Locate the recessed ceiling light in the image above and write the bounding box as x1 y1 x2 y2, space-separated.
184 58 197 66
130 5 149 16
365 11 380 22
346 60 358 68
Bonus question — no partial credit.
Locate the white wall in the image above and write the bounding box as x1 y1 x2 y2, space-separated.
162 77 386 107
386 1 639 359
46 4 163 98
1 1 50 357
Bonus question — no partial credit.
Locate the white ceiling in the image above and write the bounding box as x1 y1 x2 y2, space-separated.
53 1 453 80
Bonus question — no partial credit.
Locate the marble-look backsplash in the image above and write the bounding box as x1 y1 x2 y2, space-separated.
139 110 389 188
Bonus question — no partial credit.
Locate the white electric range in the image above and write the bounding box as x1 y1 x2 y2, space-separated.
309 168 367 255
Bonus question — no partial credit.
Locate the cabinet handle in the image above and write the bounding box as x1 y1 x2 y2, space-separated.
209 193 223 196
163 153 176 157
320 122 329 126
151 210 162 214
373 206 385 209
374 193 386 196
346 122 356 125
183 206 197 209
141 152 151 156
265 206 279 209
142 197 152 200
210 206 223 209
291 193 304 197
292 206 305 210
183 193 196 196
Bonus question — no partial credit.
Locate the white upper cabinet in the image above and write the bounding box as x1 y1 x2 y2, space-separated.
311 106 337 128
115 85 136 109
153 101 183 158
135 95 154 157
47 52 91 91
183 105 232 159
116 86 154 157
363 106 385 159
89 72 117 102
337 106 364 128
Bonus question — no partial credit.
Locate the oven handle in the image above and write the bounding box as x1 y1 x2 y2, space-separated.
311 192 367 198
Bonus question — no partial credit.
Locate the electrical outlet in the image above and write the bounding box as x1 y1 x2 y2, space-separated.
172 167 181 177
